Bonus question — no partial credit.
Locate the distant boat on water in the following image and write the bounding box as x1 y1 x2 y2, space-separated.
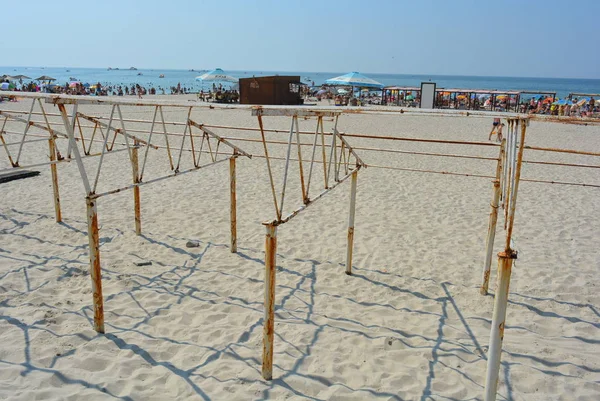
107 67 112 70
137 72 143 76
130 67 137 70
159 74 165 78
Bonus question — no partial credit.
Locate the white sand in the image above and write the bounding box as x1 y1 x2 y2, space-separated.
0 95 599 400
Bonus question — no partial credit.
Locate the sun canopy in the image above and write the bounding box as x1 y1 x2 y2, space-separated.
35 75 56 81
325 72 383 89
195 68 237 83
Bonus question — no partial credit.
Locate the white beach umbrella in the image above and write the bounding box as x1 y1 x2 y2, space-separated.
195 68 237 83
325 72 383 89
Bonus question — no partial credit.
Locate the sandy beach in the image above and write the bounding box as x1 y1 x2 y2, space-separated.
0 95 598 400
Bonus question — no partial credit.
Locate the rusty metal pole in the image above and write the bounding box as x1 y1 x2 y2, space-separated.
230 156 237 253
345 170 358 275
484 119 527 401
86 196 105 333
483 250 516 401
262 223 277 380
480 139 505 295
48 136 62 222
132 139 141 235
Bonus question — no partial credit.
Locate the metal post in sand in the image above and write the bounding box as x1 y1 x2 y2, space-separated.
48 136 62 222
483 250 516 401
346 170 358 275
86 196 105 333
262 223 277 380
132 139 141 235
230 156 237 253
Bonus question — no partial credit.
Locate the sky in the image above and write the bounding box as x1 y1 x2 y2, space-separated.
1 0 599 79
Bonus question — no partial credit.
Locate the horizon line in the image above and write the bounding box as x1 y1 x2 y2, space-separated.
2 65 599 82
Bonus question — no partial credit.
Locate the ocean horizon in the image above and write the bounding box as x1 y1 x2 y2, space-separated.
3 66 600 99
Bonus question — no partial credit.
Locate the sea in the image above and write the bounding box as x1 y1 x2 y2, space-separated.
3 66 600 100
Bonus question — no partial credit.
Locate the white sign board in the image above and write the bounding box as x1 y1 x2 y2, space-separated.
420 82 436 109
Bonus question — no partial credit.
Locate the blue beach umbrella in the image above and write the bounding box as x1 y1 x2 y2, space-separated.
325 72 383 89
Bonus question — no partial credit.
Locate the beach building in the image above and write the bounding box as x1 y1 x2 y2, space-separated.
239 75 305 105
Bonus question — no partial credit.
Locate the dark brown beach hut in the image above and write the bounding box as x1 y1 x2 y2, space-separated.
239 76 304 105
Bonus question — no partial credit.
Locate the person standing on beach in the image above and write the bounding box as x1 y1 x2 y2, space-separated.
489 118 504 142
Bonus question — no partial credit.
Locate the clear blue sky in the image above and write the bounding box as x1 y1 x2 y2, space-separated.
2 0 599 79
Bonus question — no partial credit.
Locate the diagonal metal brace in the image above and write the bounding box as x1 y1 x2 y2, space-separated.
188 119 252 158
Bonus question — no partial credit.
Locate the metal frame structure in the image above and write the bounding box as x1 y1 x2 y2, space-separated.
2 92 599 401
0 94 251 333
252 107 365 379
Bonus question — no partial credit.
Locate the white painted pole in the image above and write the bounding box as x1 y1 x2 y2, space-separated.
483 250 515 401
58 104 91 194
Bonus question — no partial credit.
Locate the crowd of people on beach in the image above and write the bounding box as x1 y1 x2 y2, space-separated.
1 77 242 103
197 83 240 103
519 97 596 117
308 87 383 106
0 78 196 98
385 91 599 117
1 76 597 118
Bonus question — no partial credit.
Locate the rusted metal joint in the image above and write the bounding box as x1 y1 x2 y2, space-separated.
498 249 518 259
263 219 282 227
